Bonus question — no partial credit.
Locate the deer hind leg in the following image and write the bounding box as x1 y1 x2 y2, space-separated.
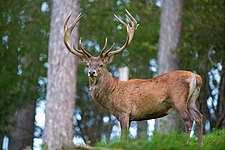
175 107 193 143
188 87 203 146
172 93 194 144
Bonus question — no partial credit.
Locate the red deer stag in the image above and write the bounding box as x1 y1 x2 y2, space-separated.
63 10 203 145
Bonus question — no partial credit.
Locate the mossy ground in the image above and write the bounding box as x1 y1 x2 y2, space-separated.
38 130 225 150
96 130 225 150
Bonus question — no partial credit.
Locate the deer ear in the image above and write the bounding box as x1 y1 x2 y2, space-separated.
102 55 114 64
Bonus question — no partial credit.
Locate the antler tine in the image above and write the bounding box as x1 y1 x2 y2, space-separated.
72 44 84 55
69 13 83 32
79 38 92 58
64 11 72 31
64 12 85 57
99 37 108 57
114 14 127 27
125 9 138 25
105 10 138 56
103 42 116 56
125 10 139 44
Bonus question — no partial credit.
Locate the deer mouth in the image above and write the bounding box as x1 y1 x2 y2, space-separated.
88 73 98 78
89 75 97 78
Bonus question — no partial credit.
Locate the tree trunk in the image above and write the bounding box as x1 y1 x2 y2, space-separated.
155 0 184 134
137 121 148 138
8 102 35 150
43 0 79 149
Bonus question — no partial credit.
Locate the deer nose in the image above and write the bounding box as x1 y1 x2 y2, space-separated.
88 70 96 77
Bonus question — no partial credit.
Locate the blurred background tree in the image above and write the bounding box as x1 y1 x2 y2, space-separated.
0 0 224 149
155 0 184 134
0 0 50 149
42 0 80 149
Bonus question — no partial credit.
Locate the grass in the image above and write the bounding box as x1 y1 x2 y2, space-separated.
39 130 225 150
96 130 225 150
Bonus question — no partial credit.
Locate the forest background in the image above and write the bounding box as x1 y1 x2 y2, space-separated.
0 0 224 149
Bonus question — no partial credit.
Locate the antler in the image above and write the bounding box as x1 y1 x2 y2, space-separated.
64 10 138 59
64 12 92 58
103 9 138 57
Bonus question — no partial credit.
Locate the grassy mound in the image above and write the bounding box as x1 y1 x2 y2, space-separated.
96 130 225 150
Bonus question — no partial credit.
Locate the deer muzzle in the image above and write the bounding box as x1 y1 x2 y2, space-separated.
88 70 97 77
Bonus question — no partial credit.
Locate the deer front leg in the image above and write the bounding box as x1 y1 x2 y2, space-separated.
119 115 130 140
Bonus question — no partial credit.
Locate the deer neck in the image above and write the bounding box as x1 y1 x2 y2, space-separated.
89 67 118 104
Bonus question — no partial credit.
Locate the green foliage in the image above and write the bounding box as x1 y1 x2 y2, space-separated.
41 143 48 150
180 0 225 70
96 130 225 150
0 0 50 135
1 0 224 146
180 0 225 131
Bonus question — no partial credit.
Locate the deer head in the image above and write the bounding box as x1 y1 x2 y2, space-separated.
63 10 138 78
